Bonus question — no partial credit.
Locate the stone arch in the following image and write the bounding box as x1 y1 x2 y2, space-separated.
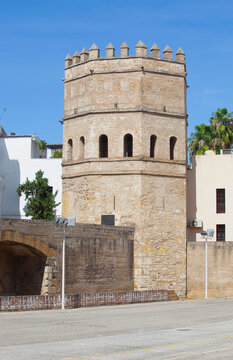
79 136 85 159
99 134 108 158
0 231 56 296
124 133 133 157
1 230 56 257
67 138 73 160
150 135 157 158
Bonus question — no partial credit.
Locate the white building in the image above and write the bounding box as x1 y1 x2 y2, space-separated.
187 150 233 242
0 132 62 218
46 144 63 158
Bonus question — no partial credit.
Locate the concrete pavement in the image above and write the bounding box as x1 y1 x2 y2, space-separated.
0 298 233 359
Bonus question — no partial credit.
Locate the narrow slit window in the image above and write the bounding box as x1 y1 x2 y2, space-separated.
124 134 133 157
216 188 225 213
150 135 157 158
216 224 225 241
79 136 85 159
170 136 177 160
67 139 73 160
99 134 108 158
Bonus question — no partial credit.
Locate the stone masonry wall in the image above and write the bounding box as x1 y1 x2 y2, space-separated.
0 218 134 296
63 173 186 297
65 225 134 294
187 242 233 298
138 175 186 297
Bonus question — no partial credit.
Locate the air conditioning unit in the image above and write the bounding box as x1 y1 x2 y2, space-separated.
190 219 203 228
221 149 233 155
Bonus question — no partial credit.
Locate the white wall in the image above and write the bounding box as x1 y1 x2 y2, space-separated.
0 137 62 218
187 151 233 241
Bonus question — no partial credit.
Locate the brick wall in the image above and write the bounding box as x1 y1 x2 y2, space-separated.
0 289 169 311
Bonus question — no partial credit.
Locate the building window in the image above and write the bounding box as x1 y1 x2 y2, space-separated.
67 139 73 160
124 134 133 157
79 136 85 159
101 215 115 226
99 134 108 158
150 135 157 158
170 136 177 160
216 224 225 241
216 188 225 213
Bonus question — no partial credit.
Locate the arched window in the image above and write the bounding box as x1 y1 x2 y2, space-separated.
124 134 133 157
67 139 73 160
99 134 108 158
150 135 157 158
170 136 177 160
79 136 85 159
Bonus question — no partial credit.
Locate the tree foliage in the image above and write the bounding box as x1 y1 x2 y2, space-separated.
39 140 47 158
16 170 60 221
53 151 62 158
188 108 233 158
210 107 233 126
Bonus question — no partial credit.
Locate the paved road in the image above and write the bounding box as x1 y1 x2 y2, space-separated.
0 298 233 359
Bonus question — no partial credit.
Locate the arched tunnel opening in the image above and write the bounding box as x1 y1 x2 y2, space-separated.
0 241 47 296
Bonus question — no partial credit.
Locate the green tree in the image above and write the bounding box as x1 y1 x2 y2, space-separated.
39 140 47 158
210 107 233 127
188 123 216 156
188 108 233 158
16 170 60 221
53 151 62 158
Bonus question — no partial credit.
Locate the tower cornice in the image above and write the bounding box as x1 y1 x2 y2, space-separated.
62 169 186 180
62 156 186 167
63 108 187 122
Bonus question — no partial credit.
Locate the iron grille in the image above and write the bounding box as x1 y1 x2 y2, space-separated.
216 189 225 213
216 224 225 241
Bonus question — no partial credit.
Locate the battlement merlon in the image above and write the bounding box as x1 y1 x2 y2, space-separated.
64 41 186 70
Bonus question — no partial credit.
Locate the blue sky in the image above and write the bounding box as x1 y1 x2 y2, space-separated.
1 0 233 144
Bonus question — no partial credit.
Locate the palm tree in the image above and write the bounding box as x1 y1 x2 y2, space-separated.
188 108 233 159
210 108 233 151
215 123 233 150
210 108 233 127
39 140 47 158
188 123 216 156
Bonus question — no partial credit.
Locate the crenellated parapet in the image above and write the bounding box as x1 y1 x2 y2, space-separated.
65 41 185 68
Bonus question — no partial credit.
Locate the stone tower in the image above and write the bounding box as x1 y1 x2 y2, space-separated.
62 41 187 297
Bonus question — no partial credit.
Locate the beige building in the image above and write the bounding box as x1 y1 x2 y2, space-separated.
188 150 233 242
62 41 188 297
